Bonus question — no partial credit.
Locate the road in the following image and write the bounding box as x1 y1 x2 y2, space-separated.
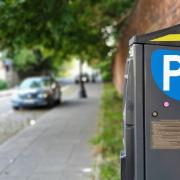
0 84 79 144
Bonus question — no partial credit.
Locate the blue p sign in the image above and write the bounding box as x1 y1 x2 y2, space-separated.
151 49 180 101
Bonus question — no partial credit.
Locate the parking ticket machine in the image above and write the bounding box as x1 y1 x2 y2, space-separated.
121 24 180 180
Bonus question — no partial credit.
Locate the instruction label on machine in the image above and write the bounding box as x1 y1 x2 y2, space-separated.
151 120 180 149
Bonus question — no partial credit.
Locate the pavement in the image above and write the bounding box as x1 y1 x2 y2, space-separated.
0 84 102 180
0 89 14 97
0 85 79 145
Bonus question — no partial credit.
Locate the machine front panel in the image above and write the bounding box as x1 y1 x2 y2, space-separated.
144 45 180 180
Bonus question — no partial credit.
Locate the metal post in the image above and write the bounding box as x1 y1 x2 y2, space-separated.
79 59 87 98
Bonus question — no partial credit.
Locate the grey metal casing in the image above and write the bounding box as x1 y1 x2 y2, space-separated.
121 24 180 180
133 44 145 180
144 44 180 180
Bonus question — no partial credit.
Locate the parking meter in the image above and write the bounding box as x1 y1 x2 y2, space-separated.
121 24 180 180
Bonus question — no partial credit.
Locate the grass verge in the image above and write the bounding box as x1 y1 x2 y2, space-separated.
91 83 123 180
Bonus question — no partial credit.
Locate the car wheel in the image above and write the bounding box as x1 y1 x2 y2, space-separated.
47 98 54 108
56 98 60 105
13 106 20 110
56 92 62 105
59 95 62 105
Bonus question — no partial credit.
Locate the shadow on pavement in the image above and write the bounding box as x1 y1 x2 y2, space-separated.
60 99 84 108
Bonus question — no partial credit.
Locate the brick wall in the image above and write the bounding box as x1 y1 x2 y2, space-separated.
113 0 180 93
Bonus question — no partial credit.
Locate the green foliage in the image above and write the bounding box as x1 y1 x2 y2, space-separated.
102 71 112 82
99 159 120 180
13 48 58 78
0 79 8 90
91 83 123 179
14 48 36 69
95 59 112 81
0 0 135 78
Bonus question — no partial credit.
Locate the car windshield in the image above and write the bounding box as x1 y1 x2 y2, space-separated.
19 78 50 89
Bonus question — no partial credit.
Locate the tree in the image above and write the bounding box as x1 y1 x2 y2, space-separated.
0 0 134 77
13 48 58 78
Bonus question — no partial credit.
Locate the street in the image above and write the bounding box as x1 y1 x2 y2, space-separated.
0 83 101 180
0 84 79 144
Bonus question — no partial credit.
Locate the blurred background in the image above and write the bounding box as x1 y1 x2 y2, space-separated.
0 0 179 179
0 0 179 94
0 0 135 149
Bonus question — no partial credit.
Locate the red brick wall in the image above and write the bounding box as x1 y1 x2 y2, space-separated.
113 0 180 93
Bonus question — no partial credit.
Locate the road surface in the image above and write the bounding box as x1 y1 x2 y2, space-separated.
0 85 79 144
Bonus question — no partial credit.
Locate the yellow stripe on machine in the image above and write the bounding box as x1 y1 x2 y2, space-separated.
151 34 180 41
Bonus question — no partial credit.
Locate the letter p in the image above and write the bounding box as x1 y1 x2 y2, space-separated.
163 55 180 91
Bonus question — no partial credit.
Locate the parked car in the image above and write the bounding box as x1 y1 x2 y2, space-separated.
75 73 90 84
11 76 61 110
91 72 98 83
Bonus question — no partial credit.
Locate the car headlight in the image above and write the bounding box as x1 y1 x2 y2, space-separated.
38 93 48 98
